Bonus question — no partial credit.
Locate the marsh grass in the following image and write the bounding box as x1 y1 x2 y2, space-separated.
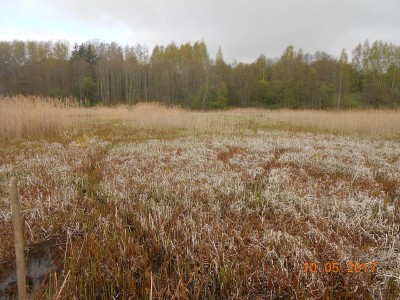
263 109 400 139
0 96 399 298
2 96 400 142
0 96 242 141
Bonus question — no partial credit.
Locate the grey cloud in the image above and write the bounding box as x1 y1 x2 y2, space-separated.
10 0 400 62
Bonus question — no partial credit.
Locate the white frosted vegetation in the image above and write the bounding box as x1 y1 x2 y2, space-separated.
0 130 399 298
96 131 399 296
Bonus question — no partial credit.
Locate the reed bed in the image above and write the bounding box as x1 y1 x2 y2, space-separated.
262 109 400 138
1 96 400 141
0 96 238 140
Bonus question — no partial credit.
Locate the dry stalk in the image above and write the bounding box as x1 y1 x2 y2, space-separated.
9 177 27 300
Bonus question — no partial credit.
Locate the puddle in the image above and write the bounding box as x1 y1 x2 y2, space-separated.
0 240 60 299
0 255 56 299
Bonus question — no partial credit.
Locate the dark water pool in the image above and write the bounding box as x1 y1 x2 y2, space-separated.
0 255 55 299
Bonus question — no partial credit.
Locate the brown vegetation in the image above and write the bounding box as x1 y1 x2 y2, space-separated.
0 96 399 298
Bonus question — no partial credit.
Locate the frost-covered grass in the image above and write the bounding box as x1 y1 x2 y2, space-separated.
0 98 400 298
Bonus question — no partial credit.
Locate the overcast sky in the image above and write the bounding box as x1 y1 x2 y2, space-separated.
1 0 400 62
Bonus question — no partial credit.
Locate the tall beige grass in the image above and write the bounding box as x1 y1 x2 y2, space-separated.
0 96 239 139
262 109 400 138
0 96 81 139
1 95 400 140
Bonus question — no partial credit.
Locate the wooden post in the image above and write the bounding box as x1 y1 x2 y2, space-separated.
10 177 27 300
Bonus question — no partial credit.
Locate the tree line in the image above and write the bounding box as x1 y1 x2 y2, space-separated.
0 39 399 109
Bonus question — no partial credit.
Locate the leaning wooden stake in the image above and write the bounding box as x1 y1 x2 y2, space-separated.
10 177 27 300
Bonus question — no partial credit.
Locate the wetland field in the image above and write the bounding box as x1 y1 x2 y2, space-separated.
0 96 399 299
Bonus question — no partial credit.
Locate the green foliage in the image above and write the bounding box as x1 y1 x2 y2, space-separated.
49 88 65 98
74 76 97 105
258 80 269 102
208 81 229 109
0 39 399 109
71 43 98 64
343 93 363 108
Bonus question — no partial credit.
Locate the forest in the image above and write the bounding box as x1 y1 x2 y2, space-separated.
0 39 399 109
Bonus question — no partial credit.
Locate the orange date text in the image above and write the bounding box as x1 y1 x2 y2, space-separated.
303 261 377 273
